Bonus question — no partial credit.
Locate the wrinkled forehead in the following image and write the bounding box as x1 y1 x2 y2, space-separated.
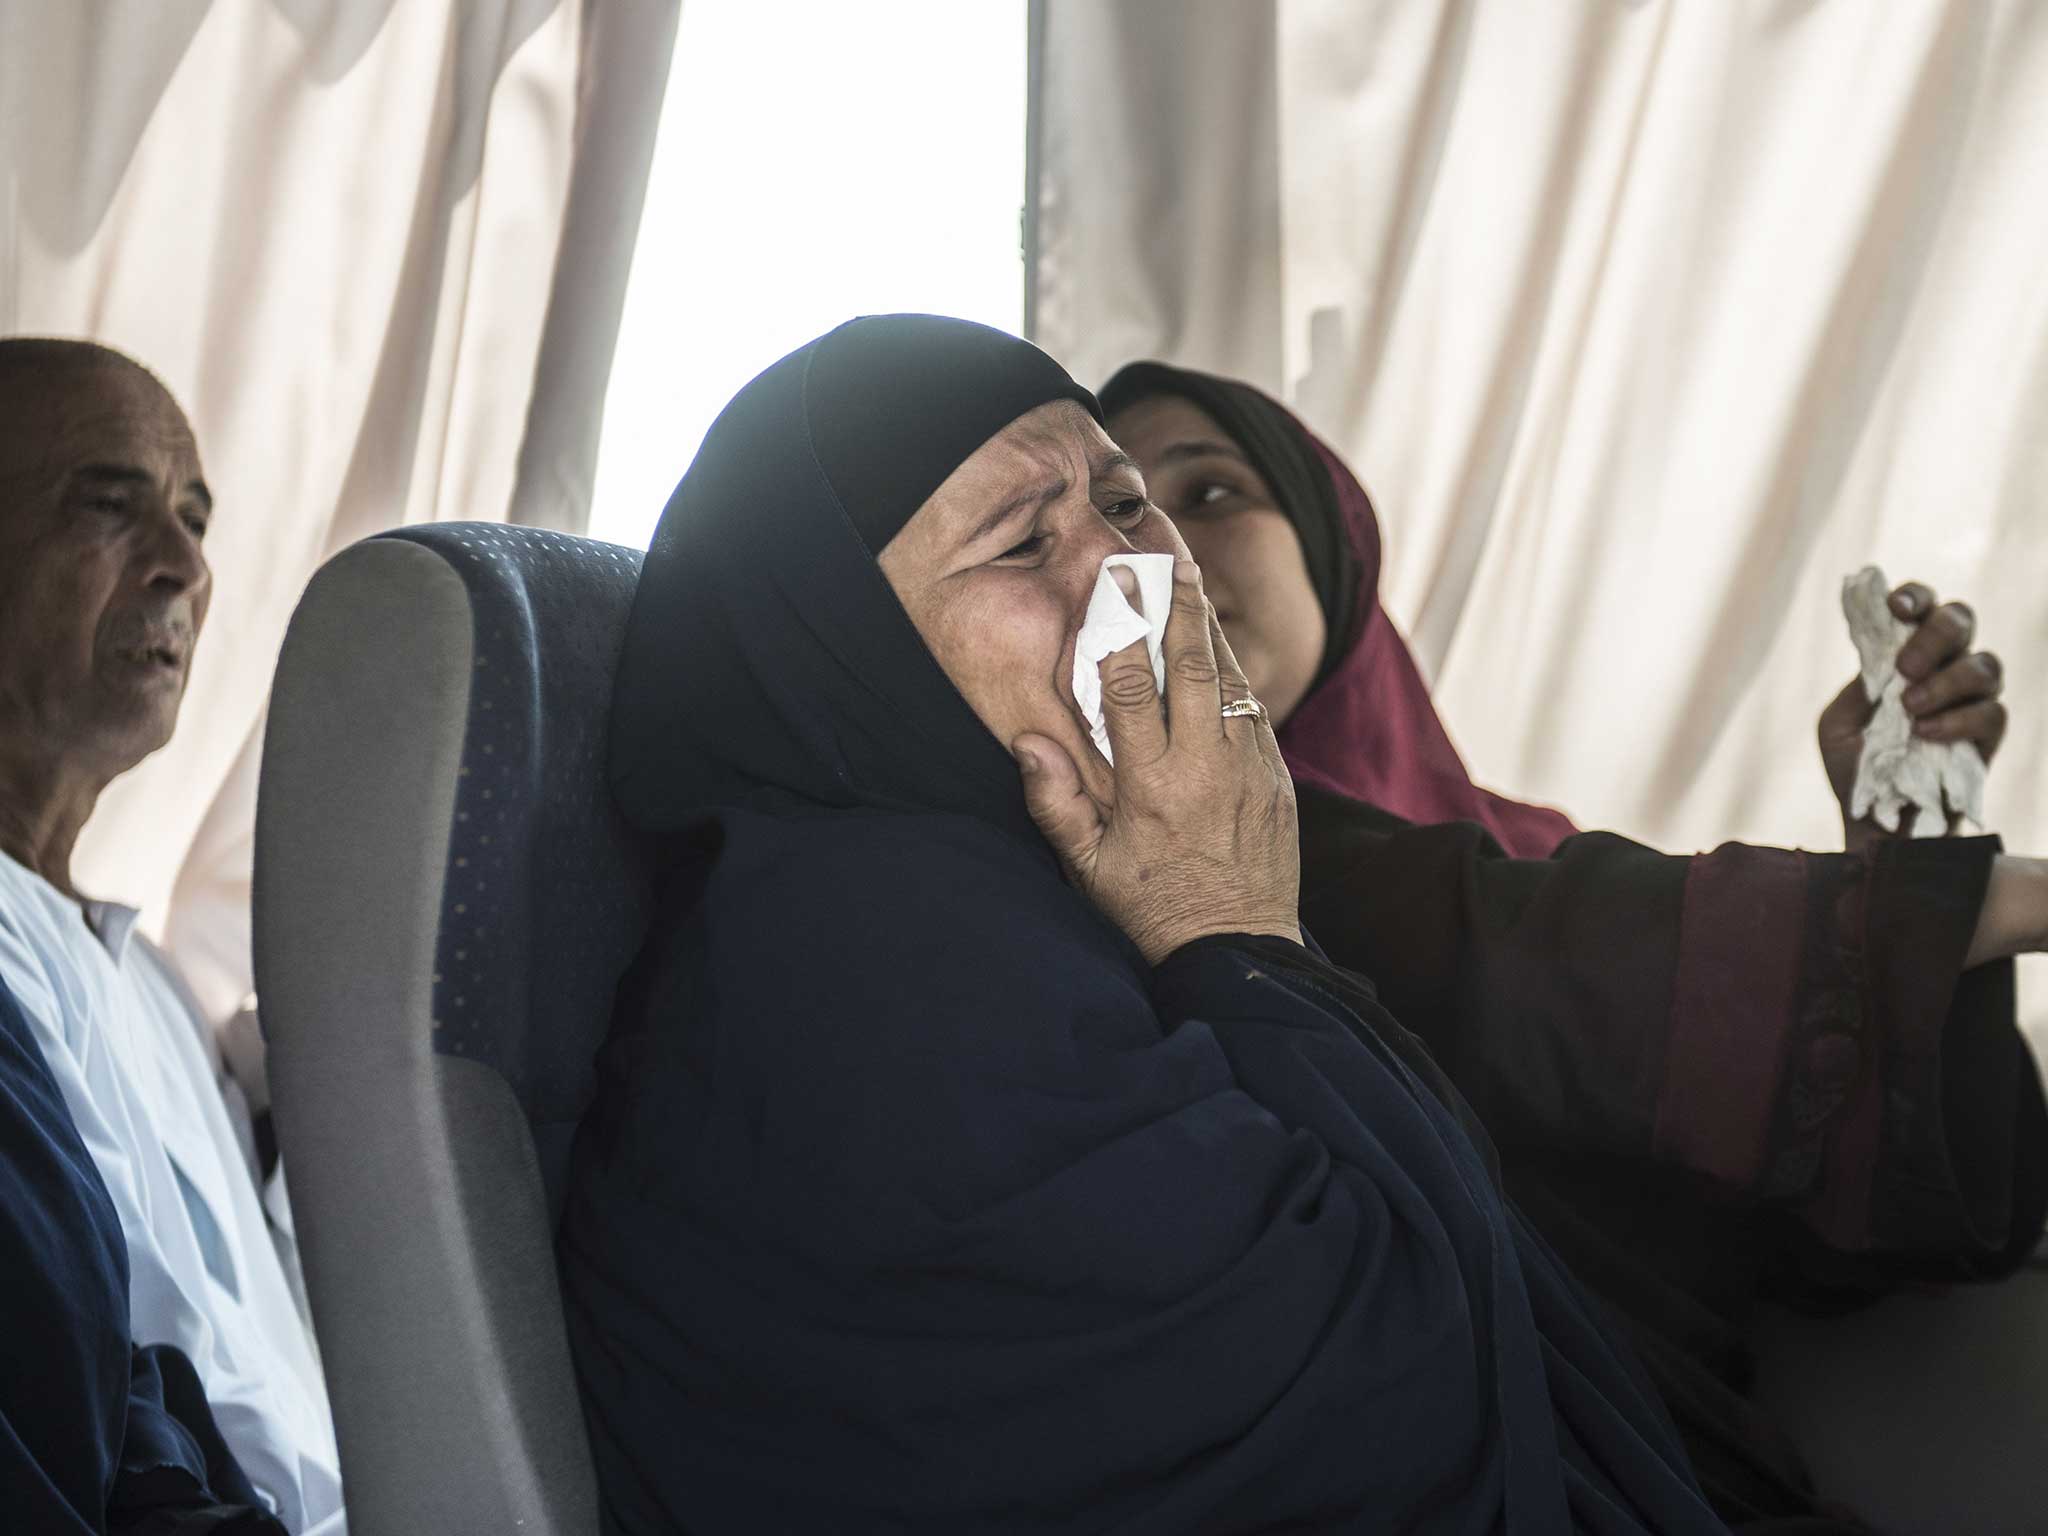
874 401 1129 571
0 356 202 494
883 399 1125 564
942 399 1115 500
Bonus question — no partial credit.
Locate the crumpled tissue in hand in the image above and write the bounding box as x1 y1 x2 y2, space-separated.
1841 564 1985 837
1072 553 1175 764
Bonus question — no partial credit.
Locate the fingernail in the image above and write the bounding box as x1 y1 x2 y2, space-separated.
1894 589 1922 616
1173 558 1198 586
1111 565 1138 599
1013 745 1038 773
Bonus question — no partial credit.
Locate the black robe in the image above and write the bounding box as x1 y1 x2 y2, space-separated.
561 806 1731 1534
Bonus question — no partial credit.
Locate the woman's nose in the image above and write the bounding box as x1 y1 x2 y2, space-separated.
1081 511 1142 564
1052 515 1140 613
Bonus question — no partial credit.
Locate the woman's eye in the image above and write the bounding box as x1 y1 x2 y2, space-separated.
1173 481 1238 519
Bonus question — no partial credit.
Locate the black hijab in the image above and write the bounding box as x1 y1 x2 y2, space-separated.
1100 360 1361 690
609 313 1099 849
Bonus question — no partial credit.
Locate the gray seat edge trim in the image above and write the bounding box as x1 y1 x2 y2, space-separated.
255 538 599 1536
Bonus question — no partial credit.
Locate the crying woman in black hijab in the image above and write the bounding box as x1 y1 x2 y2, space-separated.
561 315 1731 1536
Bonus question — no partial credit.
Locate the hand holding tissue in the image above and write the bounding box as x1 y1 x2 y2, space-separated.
1841 565 1987 837
1072 554 1177 763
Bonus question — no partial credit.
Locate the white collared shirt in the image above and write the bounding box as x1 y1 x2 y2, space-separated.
0 850 343 1534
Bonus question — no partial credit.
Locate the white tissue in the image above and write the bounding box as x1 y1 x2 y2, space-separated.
1841 565 1986 837
1072 553 1177 763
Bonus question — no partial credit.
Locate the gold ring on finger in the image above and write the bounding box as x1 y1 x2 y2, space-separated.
1220 697 1268 724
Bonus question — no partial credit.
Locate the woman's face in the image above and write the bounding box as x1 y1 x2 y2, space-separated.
1105 394 1326 726
880 400 1187 768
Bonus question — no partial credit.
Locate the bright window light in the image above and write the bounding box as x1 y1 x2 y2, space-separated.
588 1 1029 549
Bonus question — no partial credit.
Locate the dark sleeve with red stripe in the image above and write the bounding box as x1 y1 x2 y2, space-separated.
1671 834 2047 1271
1295 783 2046 1269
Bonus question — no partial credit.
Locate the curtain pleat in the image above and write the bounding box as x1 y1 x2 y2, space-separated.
1030 0 2048 1051
0 0 679 1018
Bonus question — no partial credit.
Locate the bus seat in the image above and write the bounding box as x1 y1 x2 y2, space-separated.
255 523 655 1536
1751 1261 2048 1536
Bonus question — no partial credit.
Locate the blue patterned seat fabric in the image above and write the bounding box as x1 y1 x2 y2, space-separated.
381 522 657 1222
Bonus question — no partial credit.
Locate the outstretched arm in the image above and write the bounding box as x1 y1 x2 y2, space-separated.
1294 783 2046 1271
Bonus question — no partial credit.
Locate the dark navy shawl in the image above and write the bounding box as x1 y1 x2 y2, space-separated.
1 977 284 1534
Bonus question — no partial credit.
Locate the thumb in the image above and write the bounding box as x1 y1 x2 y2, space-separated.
1818 675 1876 744
1014 733 1103 877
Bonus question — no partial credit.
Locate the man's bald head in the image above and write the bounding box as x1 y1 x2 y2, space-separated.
0 336 213 821
0 338 192 491
0 335 165 391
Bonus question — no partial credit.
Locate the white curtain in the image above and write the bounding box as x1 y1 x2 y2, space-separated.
1030 0 2048 1046
1 0 679 1023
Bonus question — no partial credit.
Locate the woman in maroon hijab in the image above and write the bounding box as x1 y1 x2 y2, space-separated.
1101 361 2005 855
1102 361 1581 856
1102 359 2043 1532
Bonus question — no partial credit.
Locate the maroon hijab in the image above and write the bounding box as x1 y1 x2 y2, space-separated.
1101 362 1576 859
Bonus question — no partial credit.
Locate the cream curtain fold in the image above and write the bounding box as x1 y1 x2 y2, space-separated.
1 0 679 1021
1030 0 2048 1045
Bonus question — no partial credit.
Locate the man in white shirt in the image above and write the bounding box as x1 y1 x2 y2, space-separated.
0 338 344 1534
